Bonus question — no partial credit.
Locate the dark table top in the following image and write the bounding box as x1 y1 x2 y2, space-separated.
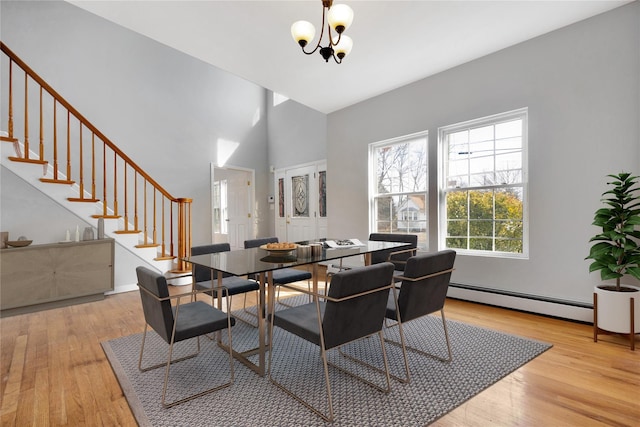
184 240 410 277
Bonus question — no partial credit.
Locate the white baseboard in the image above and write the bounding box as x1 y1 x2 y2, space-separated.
448 284 593 323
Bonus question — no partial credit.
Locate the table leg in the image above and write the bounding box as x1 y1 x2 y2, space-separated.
257 271 267 376
312 262 319 301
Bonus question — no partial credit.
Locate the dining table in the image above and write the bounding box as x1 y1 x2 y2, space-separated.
183 239 412 376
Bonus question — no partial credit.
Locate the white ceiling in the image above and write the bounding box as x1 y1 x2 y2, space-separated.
68 0 631 114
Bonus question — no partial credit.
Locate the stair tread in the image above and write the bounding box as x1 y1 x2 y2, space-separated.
0 136 18 142
9 156 48 165
67 197 100 203
91 214 121 219
113 230 141 234
40 178 75 185
136 243 160 248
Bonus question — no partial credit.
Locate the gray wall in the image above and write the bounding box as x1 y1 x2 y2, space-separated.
327 2 640 305
265 91 327 235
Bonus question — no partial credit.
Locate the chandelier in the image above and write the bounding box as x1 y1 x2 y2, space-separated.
291 0 354 64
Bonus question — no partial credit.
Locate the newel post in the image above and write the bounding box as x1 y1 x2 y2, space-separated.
176 198 192 272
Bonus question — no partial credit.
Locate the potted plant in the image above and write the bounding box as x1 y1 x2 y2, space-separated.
586 172 640 348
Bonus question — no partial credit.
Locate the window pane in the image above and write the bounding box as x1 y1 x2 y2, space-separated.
495 188 523 220
375 194 427 234
446 191 468 219
495 119 522 139
495 152 521 173
470 238 493 251
469 125 494 143
371 132 428 249
440 109 527 256
469 190 493 219
375 139 427 194
446 237 467 249
470 220 493 237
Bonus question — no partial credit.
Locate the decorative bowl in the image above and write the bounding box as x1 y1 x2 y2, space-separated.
7 240 32 247
259 243 298 256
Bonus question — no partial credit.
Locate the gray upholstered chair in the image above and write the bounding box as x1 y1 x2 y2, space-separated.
385 250 456 383
369 233 418 273
136 266 235 408
244 237 312 305
268 262 397 422
325 233 418 278
191 243 260 325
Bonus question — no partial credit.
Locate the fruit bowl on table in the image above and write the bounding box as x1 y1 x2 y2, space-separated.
259 243 298 255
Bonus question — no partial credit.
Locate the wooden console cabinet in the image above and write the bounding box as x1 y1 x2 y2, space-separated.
0 239 114 317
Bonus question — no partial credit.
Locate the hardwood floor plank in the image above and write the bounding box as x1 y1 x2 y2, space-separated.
1 280 638 426
1 333 26 422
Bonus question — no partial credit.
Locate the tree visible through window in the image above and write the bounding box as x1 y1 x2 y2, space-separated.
370 132 428 249
440 109 527 256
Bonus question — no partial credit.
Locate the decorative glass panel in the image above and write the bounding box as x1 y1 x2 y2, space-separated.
318 170 327 217
278 178 284 218
292 175 309 217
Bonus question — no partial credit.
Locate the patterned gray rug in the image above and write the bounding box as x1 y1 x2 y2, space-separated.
102 296 551 426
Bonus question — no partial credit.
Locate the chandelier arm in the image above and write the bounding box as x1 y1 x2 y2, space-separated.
300 2 328 55
328 30 342 48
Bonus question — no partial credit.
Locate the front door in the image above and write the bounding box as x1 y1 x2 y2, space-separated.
275 161 327 242
212 165 254 249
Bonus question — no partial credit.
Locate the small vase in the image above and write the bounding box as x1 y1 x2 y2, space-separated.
83 227 95 241
97 218 105 239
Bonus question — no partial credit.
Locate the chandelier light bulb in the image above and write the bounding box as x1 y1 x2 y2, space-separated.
334 34 353 59
291 20 316 47
327 3 354 34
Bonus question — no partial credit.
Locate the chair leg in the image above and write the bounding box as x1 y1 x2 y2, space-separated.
268 304 336 422
138 324 200 372
160 326 236 408
239 291 259 327
385 309 453 365
333 331 392 392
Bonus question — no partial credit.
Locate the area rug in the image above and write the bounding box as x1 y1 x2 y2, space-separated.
102 296 552 426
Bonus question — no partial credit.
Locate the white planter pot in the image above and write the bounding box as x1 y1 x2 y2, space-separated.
594 285 640 334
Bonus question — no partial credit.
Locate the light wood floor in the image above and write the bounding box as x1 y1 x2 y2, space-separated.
1 279 639 426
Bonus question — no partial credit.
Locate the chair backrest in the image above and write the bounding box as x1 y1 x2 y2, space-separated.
322 262 395 350
243 237 278 249
369 233 418 269
136 266 174 343
396 250 456 323
191 243 231 282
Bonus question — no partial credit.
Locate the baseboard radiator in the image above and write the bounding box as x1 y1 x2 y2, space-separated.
448 283 593 323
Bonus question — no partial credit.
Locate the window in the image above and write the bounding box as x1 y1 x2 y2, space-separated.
439 108 528 257
369 132 428 249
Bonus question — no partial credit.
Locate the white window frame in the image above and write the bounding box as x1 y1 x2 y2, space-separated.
369 131 428 250
438 108 529 258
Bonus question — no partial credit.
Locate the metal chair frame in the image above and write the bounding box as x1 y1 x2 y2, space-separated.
268 265 397 422
385 267 455 383
137 282 235 408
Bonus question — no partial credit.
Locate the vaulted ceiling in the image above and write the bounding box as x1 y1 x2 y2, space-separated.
68 0 631 114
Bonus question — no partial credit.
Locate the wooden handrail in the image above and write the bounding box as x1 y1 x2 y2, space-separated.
1 41 192 271
0 42 174 201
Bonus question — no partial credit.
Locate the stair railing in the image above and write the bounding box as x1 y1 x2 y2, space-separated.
0 42 191 272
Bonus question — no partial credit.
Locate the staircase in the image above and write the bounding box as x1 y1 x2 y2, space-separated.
0 42 192 287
